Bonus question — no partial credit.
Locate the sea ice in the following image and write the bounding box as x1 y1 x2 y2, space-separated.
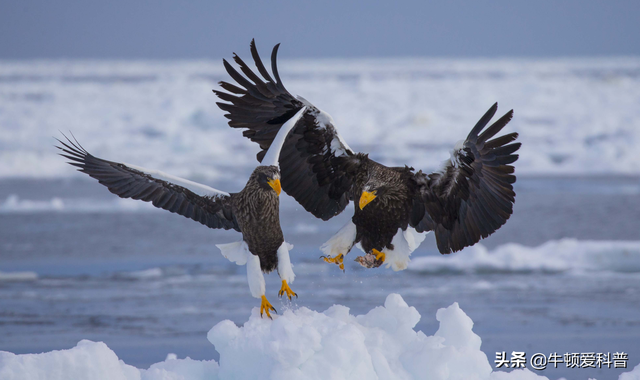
0 294 638 379
0 271 38 282
2 58 640 179
409 238 640 274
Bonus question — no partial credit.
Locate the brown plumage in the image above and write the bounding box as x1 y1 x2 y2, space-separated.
232 166 283 272
56 134 294 317
215 40 521 269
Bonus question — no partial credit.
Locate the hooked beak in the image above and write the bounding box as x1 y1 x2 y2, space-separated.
359 190 377 210
268 178 282 196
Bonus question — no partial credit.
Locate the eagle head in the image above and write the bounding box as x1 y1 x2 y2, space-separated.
253 166 282 196
359 183 391 210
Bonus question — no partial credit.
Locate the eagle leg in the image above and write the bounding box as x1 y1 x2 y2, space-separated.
373 248 386 263
260 295 277 319
278 280 298 300
320 253 345 271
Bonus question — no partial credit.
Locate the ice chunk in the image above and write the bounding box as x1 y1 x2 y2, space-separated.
2 294 638 379
206 294 537 380
141 357 219 380
620 362 640 380
0 340 140 380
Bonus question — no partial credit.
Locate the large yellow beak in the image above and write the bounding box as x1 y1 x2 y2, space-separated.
359 191 377 210
268 178 281 196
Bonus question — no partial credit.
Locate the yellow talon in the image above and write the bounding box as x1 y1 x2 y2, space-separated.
322 253 345 272
278 280 297 300
373 249 385 263
260 295 277 319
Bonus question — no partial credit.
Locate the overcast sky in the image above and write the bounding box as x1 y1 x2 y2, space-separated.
1 0 639 59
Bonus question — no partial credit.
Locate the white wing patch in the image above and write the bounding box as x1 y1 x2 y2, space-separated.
262 107 307 167
296 96 353 157
313 108 335 130
330 134 353 157
124 163 229 198
448 140 467 169
295 95 333 126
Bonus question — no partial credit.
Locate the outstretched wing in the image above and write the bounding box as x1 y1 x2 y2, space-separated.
215 40 357 220
56 135 240 232
411 103 520 254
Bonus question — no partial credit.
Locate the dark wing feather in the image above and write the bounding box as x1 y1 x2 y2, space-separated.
412 103 520 253
215 40 358 220
56 135 240 232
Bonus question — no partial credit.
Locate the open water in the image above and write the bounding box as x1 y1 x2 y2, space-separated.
1 176 639 379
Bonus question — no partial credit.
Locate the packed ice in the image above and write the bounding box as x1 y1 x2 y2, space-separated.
0 194 156 213
1 294 638 380
409 238 640 274
2 57 639 380
1 58 639 180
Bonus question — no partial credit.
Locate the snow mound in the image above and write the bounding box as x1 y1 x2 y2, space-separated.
409 239 640 274
0 340 219 380
209 294 498 380
2 294 639 380
0 340 140 380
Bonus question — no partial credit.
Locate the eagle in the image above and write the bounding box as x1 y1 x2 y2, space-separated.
214 41 521 271
55 108 307 318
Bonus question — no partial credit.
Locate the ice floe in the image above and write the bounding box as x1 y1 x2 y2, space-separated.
409 239 640 274
1 294 638 379
0 194 156 213
1 58 640 179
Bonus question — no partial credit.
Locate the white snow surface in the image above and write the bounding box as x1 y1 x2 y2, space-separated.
2 294 639 380
2 58 640 179
409 238 640 274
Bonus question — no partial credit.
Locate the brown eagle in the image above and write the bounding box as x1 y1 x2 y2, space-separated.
56 108 306 318
215 41 520 271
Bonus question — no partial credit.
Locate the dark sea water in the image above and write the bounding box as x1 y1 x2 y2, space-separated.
1 176 639 379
